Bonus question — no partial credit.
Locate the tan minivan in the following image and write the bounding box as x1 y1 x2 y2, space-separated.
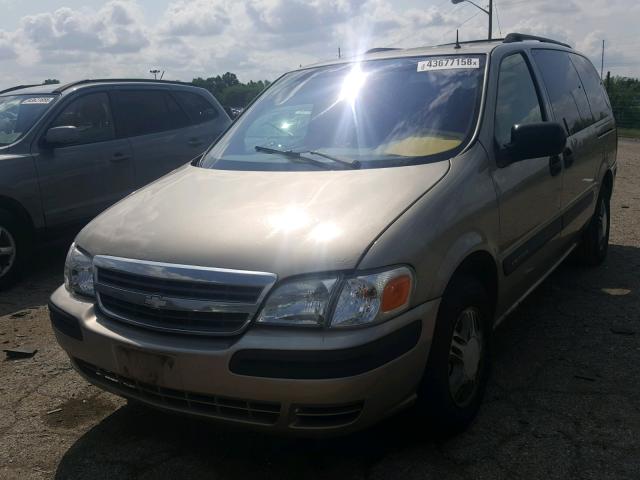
50 33 617 435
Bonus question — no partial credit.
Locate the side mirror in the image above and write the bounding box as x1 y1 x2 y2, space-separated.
503 122 566 163
45 126 80 146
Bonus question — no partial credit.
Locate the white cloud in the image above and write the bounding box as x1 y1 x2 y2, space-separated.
160 0 230 36
0 0 639 90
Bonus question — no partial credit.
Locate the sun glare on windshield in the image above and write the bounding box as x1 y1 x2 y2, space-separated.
337 64 368 106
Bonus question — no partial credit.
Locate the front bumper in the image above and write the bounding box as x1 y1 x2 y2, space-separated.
49 286 439 436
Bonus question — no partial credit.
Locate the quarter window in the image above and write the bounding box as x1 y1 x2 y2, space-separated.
495 53 543 148
532 49 594 134
110 90 190 137
570 54 611 122
50 93 115 145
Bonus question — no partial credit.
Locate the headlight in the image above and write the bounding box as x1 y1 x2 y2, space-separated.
256 266 413 328
64 243 95 297
256 277 338 327
331 267 413 328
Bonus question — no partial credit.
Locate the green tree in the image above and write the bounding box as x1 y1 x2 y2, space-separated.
192 73 270 108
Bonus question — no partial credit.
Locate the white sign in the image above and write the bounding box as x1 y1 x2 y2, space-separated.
417 57 480 72
21 97 54 105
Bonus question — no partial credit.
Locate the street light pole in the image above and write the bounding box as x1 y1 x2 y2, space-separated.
488 0 493 41
451 0 493 40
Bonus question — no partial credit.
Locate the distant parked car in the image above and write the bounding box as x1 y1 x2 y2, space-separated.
0 79 231 289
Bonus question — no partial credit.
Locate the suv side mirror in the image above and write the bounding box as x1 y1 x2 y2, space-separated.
504 122 566 163
45 126 80 146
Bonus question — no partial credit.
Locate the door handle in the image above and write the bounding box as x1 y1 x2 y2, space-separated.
549 155 562 177
110 152 131 163
188 138 203 147
563 147 574 168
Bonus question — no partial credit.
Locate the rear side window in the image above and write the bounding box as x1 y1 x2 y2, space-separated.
50 92 115 145
110 90 190 137
174 91 219 124
532 49 593 134
494 53 543 147
570 54 611 122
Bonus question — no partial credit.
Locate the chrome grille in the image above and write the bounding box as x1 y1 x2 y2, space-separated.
93 256 276 336
74 358 281 425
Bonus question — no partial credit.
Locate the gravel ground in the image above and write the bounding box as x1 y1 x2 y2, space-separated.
1 140 639 480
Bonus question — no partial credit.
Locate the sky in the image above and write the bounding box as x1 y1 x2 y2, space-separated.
0 0 639 89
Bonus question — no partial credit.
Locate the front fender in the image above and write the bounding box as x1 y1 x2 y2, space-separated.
357 144 500 304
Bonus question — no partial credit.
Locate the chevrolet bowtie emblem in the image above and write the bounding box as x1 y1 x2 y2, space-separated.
144 294 168 309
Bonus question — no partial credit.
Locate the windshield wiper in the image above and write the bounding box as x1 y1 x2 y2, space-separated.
254 146 360 170
304 150 361 169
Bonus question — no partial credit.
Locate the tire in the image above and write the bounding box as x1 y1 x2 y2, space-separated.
573 187 610 267
415 275 492 436
0 209 28 291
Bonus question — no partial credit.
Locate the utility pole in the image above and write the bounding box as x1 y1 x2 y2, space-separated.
488 0 493 41
150 69 160 80
600 40 605 80
338 47 341 59
451 0 492 40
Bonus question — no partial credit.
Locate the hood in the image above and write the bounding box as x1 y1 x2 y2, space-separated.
77 162 449 278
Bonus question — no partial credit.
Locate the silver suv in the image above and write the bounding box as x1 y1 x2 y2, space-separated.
50 34 617 436
0 79 230 289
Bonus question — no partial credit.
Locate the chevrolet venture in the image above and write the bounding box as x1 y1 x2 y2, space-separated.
0 79 230 289
50 34 617 435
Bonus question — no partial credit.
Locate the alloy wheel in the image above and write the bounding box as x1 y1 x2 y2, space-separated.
0 226 16 279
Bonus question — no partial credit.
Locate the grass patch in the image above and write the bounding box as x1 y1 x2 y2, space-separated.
618 128 640 139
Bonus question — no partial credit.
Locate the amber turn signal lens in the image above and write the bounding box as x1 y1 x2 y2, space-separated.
381 275 412 313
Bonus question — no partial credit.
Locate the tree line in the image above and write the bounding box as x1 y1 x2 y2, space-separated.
191 72 271 109
606 76 640 130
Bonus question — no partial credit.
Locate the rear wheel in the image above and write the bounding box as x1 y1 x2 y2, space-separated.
415 275 492 436
0 210 28 290
574 187 610 266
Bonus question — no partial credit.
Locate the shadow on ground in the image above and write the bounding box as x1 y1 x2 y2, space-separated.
52 243 640 479
0 242 69 317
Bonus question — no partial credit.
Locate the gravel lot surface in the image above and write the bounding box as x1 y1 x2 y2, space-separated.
1 140 639 480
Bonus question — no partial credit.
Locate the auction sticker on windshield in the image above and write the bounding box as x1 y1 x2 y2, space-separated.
21 97 54 105
417 57 480 72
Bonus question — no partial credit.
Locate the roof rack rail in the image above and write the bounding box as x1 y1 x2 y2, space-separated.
503 32 572 49
51 78 195 94
365 47 402 54
436 38 504 48
0 83 46 95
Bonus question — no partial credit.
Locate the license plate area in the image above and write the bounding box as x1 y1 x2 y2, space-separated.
114 346 175 386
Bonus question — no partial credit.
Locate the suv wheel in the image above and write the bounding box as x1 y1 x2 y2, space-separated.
574 187 610 266
415 275 491 436
0 209 27 290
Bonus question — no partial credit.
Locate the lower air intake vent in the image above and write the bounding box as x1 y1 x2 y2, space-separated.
292 402 364 429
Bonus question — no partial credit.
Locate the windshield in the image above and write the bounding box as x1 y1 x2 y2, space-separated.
0 95 57 146
201 55 486 171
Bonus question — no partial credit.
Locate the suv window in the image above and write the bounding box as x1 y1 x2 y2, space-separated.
494 53 543 148
532 49 593 135
570 54 611 122
50 93 115 145
174 91 219 124
110 90 190 137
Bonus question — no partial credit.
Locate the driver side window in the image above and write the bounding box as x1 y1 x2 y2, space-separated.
50 92 115 145
495 53 543 148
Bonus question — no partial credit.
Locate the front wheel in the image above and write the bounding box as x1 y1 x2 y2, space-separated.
415 275 492 436
0 210 27 290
